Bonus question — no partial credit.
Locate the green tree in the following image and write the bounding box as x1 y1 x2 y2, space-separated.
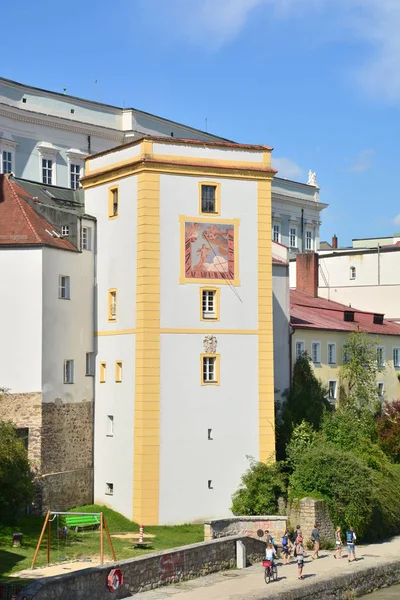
0 419 35 523
376 400 400 462
231 457 287 515
285 421 317 470
340 332 383 409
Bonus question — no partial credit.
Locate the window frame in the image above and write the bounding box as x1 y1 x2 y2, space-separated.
289 226 297 249
0 138 17 174
108 289 117 322
327 342 337 365
61 225 70 237
115 361 122 383
295 340 305 360
108 185 119 219
305 229 313 251
105 482 114 496
393 347 400 368
63 359 74 384
350 266 356 280
100 361 106 383
201 353 220 386
86 352 95 376
58 275 70 300
198 181 221 216
311 341 321 365
272 223 281 243
328 380 338 402
41 157 53 185
200 287 220 321
81 225 92 251
377 346 385 368
106 415 114 437
70 162 81 190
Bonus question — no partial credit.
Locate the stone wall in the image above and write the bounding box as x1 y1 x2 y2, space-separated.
204 516 287 543
288 497 334 543
0 391 42 469
17 535 266 600
40 467 93 512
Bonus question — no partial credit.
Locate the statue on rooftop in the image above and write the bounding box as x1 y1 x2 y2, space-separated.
308 170 317 186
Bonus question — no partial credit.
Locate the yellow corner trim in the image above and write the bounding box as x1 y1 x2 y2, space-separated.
199 287 220 322
200 353 220 386
108 185 119 220
95 328 257 335
198 181 221 216
95 329 136 336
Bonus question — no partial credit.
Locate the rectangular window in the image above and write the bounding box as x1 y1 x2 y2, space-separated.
108 289 117 321
201 184 217 213
295 341 305 360
328 343 336 365
3 150 12 174
311 342 321 364
63 359 74 384
115 361 122 383
81 226 92 250
328 380 337 401
306 230 313 251
394 348 400 368
289 227 297 248
58 275 70 299
86 352 95 376
100 362 106 383
202 355 220 384
42 158 53 184
15 427 29 451
272 224 280 243
105 482 114 495
70 163 80 189
106 415 114 437
377 382 384 398
343 344 349 364
208 428 213 440
201 288 219 320
61 225 69 236
377 346 385 368
108 186 119 218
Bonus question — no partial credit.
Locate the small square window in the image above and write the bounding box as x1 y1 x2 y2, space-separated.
64 359 74 384
106 415 114 437
311 342 321 365
108 289 117 321
100 362 106 383
202 355 219 384
201 288 219 320
61 225 69 237
81 226 92 250
108 187 119 218
86 352 95 376
115 361 122 383
70 163 81 189
328 380 337 401
105 482 114 495
59 275 70 299
199 183 219 214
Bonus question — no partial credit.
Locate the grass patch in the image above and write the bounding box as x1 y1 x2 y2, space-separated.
0 504 204 581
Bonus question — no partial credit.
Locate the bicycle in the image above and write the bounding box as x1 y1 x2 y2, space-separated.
262 559 278 584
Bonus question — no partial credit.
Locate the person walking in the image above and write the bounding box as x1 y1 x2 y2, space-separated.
281 529 291 565
334 526 342 559
346 527 356 562
296 536 305 580
292 524 301 558
311 524 320 560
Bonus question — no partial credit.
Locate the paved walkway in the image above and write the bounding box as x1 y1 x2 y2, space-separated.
129 537 400 599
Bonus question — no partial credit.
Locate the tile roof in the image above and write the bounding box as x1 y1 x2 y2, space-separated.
0 175 77 251
291 289 400 336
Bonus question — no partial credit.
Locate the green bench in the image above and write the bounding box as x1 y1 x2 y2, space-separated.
61 515 100 532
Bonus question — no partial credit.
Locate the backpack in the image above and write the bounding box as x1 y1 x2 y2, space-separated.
346 531 354 543
282 535 288 546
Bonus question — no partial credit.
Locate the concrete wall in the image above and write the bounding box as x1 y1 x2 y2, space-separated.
204 516 287 542
273 264 290 403
17 536 266 600
288 497 335 544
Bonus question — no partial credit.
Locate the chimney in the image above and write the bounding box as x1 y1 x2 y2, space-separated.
332 234 338 249
296 252 319 297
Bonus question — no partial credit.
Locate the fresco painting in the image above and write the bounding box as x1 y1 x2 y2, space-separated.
184 221 235 280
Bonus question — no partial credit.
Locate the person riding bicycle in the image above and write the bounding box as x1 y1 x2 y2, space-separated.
265 542 277 566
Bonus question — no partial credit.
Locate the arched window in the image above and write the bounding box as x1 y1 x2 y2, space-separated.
350 266 356 280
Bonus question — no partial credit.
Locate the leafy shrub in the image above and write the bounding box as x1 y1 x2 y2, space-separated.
231 457 287 515
0 420 34 523
286 421 316 470
376 400 400 463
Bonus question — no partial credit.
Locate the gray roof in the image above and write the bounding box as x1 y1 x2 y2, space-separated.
11 177 85 215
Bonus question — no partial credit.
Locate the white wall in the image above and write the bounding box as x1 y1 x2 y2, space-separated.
41 240 94 404
93 334 135 517
273 264 290 402
159 334 259 524
0 248 42 392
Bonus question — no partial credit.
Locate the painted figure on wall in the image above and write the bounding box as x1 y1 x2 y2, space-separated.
184 221 235 280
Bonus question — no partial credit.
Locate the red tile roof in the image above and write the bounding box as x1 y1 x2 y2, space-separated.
0 175 77 251
291 289 400 336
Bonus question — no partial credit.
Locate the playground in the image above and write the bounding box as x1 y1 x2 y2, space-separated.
0 504 203 584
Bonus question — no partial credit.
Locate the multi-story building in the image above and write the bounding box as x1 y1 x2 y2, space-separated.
0 77 327 250
272 242 290 404
291 253 400 404
0 174 95 510
81 135 276 524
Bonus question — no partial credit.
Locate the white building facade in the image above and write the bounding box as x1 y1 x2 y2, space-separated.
82 137 276 525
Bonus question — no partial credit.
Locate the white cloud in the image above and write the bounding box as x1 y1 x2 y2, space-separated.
393 214 400 226
272 157 304 180
346 149 374 173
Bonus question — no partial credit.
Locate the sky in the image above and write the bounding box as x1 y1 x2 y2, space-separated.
2 0 400 246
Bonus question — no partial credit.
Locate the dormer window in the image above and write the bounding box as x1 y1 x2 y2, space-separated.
344 311 355 322
373 314 384 325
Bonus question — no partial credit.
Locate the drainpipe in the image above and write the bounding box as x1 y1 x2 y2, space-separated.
378 244 381 285
301 209 304 253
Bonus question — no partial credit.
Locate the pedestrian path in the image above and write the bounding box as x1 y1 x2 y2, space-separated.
129 536 400 599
